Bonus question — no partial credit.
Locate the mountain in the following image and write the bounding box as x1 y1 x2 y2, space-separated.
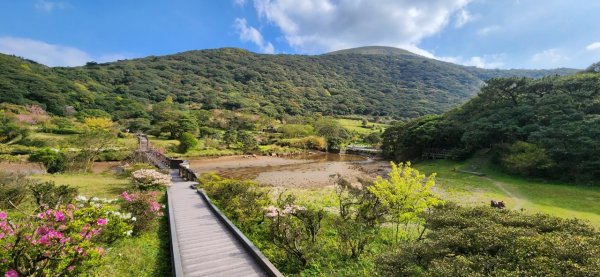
0 47 579 119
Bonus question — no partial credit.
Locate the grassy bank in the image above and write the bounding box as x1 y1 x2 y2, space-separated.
413 159 600 227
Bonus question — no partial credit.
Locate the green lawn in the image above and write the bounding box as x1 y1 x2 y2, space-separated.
413 160 600 227
32 173 130 198
336 119 388 135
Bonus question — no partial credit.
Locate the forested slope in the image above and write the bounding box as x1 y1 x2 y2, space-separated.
382 63 600 183
0 47 577 119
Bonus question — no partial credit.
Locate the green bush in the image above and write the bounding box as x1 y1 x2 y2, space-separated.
177 132 198 153
29 148 67 173
0 172 32 209
375 204 600 276
29 181 78 210
276 136 327 150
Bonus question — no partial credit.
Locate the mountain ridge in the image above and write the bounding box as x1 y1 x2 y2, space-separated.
0 47 580 119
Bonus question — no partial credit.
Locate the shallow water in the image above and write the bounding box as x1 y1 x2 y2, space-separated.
188 153 385 188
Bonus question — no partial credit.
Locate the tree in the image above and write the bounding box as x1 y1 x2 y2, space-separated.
363 132 382 146
83 117 114 132
177 132 198 153
500 141 554 176
368 162 442 242
69 130 117 172
237 131 258 152
222 129 237 149
314 118 348 152
29 148 67 173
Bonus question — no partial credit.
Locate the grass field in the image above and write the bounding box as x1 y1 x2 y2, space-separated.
336 118 388 135
33 173 130 198
413 159 600 227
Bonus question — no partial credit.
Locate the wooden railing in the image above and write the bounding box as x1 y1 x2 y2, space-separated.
136 134 283 277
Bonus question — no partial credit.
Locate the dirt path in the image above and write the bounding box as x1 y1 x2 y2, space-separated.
483 177 524 210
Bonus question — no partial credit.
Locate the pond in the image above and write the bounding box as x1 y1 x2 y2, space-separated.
188 153 390 188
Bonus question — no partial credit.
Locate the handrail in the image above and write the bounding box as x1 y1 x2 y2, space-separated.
137 134 283 277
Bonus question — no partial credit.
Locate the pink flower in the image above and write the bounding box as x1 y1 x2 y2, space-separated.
96 218 107 226
37 213 45 219
121 192 134 202
150 202 161 212
54 211 65 222
0 211 6 220
67 266 75 272
5 269 18 277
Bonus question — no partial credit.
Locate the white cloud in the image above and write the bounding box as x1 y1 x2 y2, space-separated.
233 0 246 6
234 18 276 54
586 42 600 51
0 36 132 67
476 25 501 36
454 9 476 28
440 54 505 69
34 0 66 12
252 0 472 53
530 48 569 68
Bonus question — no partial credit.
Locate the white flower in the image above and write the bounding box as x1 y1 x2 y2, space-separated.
123 230 133 236
76 195 88 202
131 217 137 221
91 197 99 202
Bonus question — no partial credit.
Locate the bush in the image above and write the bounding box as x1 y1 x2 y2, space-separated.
198 173 271 231
119 191 164 234
29 148 67 173
30 181 78 211
1 206 109 276
177 132 198 153
96 150 131 161
276 136 327 151
0 172 32 209
375 204 600 276
130 169 171 191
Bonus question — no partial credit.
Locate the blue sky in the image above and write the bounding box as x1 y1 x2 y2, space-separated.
0 0 599 69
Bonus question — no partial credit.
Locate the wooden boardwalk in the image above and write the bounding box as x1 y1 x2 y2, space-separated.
137 134 281 276
167 170 268 276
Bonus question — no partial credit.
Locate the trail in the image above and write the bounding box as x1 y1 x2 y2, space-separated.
463 148 525 210
483 177 524 210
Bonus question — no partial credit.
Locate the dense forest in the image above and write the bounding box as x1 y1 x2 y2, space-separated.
0 46 576 120
382 62 600 183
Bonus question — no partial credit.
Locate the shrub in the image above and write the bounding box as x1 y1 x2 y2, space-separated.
121 163 157 177
119 191 164 234
276 136 327 150
130 169 171 190
73 197 134 244
29 148 67 173
177 132 198 153
0 172 32 209
30 181 78 211
0 206 108 276
198 173 271 231
375 204 600 276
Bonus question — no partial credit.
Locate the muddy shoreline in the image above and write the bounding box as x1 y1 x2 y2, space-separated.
188 153 390 188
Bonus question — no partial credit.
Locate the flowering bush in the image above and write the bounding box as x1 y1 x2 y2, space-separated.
74 196 134 244
119 191 164 234
0 208 107 276
264 194 324 267
130 169 170 191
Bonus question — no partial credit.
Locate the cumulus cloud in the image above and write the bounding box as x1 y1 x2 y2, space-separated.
0 36 131 67
234 18 275 54
252 0 472 53
34 0 66 12
530 49 569 68
586 42 600 51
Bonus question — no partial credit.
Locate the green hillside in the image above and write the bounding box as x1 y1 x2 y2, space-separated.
0 47 577 119
382 65 600 184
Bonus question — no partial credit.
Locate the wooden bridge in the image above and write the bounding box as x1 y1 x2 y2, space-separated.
137 134 282 277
